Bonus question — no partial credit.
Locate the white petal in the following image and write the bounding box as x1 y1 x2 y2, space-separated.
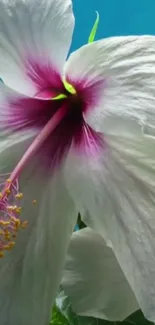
62 228 138 321
65 36 155 137
0 0 74 94
64 132 155 322
64 37 155 321
0 138 77 325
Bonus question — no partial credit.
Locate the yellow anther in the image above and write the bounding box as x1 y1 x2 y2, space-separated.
15 219 20 226
5 188 11 195
4 234 11 241
10 217 14 222
15 193 23 199
2 236 15 249
3 221 10 226
32 200 37 204
10 216 16 221
3 245 11 250
0 176 29 257
6 179 12 183
15 207 22 214
0 220 10 226
8 241 15 248
7 205 18 211
21 221 28 228
4 229 9 235
0 251 4 258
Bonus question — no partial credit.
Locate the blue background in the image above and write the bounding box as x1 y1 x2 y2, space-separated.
71 0 155 51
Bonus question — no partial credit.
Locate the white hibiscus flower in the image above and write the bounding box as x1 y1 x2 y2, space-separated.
0 0 154 324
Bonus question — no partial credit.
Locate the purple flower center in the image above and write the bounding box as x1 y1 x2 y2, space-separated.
4 60 105 169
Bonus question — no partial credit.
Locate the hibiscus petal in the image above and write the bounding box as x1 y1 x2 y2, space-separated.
65 135 155 322
0 83 38 134
65 35 155 137
0 137 77 325
62 228 138 321
0 0 74 94
64 36 155 321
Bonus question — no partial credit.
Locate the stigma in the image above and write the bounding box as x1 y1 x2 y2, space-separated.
0 177 28 258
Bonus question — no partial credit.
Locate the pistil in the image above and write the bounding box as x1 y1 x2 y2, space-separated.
7 104 68 186
0 104 68 257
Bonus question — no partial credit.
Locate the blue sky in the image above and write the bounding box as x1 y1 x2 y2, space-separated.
71 0 155 51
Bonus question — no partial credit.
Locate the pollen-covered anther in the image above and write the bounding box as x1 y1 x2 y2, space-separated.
3 241 15 250
6 179 12 183
0 251 4 258
5 188 11 195
0 221 10 226
21 221 28 228
7 205 22 214
15 207 22 214
0 177 28 257
7 205 17 211
15 192 24 199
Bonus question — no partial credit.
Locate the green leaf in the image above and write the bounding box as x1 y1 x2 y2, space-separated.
55 287 99 325
77 213 86 229
88 11 99 43
122 311 154 325
51 287 154 325
50 305 69 325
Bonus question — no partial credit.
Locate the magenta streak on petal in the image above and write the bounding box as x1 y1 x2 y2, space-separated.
66 76 106 114
25 58 64 99
5 96 64 132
